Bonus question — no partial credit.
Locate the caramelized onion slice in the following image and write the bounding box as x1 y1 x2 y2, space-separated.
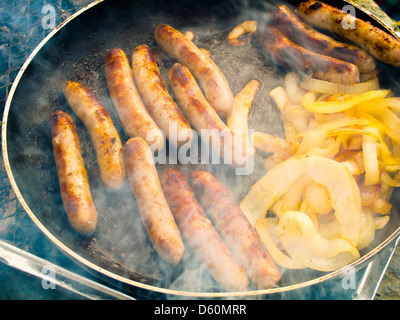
302 89 390 114
278 211 360 272
240 155 362 246
301 77 380 95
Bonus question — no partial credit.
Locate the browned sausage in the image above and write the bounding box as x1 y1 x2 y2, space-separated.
154 24 234 118
188 170 281 289
274 4 376 73
161 168 249 292
105 48 165 152
63 81 126 190
296 0 400 67
131 45 193 148
168 63 249 168
50 111 97 236
256 25 360 84
124 137 184 266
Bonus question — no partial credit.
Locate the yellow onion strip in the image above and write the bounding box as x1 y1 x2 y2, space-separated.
353 101 400 146
278 211 360 272
299 116 384 134
318 214 341 240
294 129 327 156
252 131 289 154
357 209 375 251
285 72 304 104
371 198 392 215
227 79 261 158
227 20 258 46
302 89 390 114
256 218 306 269
240 155 362 246
381 171 400 187
300 76 380 95
374 215 390 230
279 176 312 213
296 137 341 159
303 182 332 215
372 97 400 114
362 127 380 186
325 127 400 167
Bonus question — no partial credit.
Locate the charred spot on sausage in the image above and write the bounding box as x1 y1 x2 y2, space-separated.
309 1 322 11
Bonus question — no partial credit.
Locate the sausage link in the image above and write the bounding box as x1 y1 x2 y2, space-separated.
50 111 98 236
63 81 126 190
274 4 376 73
105 48 165 151
296 0 400 67
124 137 184 266
161 169 249 292
154 24 234 118
169 63 248 168
188 170 281 289
131 45 193 148
256 25 360 84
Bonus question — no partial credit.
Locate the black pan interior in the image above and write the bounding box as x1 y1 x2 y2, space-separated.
5 0 400 295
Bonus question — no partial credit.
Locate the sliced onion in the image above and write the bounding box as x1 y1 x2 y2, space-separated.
357 209 375 250
380 97 400 113
280 176 311 213
374 215 390 230
278 211 360 272
354 101 400 146
252 131 288 154
256 218 306 269
371 198 392 215
302 89 390 114
285 72 304 104
303 182 332 215
359 183 381 206
362 128 380 186
301 77 380 95
318 214 341 240
342 159 363 176
269 86 289 112
381 171 400 187
326 127 400 167
240 155 362 246
295 128 327 156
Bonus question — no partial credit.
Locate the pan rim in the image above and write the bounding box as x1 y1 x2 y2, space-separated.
2 0 400 298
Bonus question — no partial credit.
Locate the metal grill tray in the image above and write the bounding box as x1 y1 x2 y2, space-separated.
1 0 399 299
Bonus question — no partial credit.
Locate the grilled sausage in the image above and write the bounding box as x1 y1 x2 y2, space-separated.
154 24 234 118
105 48 165 152
63 81 126 190
256 25 360 84
296 0 400 67
131 45 193 148
188 170 281 289
161 169 249 292
124 137 184 266
50 111 97 236
169 63 248 168
274 4 376 73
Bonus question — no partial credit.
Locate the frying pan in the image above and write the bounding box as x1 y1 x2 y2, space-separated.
2 0 400 298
